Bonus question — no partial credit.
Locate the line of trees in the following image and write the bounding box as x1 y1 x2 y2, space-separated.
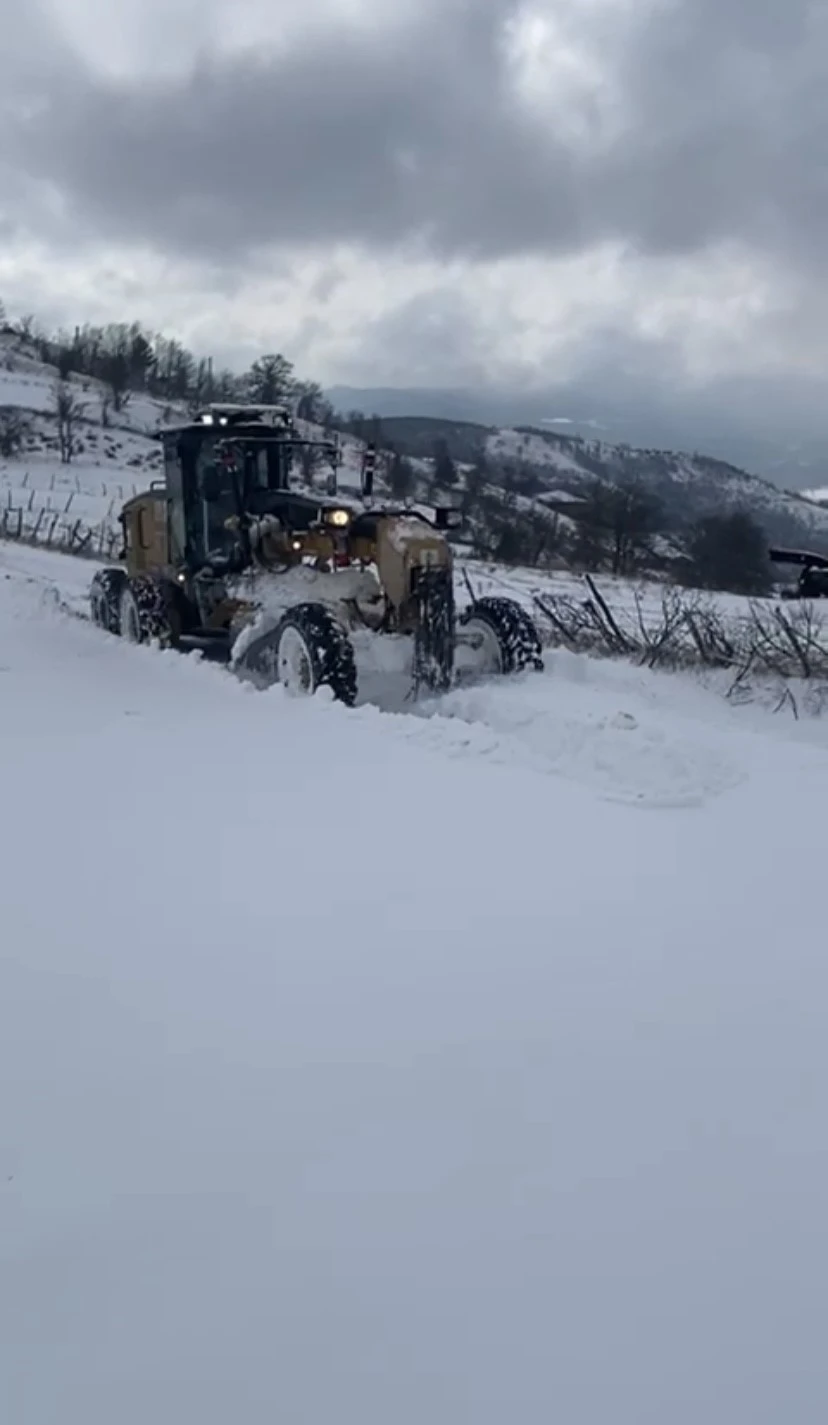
0 304 335 427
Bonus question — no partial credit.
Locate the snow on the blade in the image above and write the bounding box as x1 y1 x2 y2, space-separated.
228 563 384 664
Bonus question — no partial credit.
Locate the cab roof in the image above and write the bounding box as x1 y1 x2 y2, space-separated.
158 404 295 436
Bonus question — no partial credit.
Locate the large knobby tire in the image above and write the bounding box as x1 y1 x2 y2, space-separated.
119 576 179 647
460 596 544 675
90 567 127 634
238 602 357 706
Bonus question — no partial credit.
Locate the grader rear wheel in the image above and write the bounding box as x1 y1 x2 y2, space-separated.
118 576 179 647
90 568 127 634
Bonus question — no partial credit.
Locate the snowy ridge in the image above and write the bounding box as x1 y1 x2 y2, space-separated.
481 423 828 548
487 427 587 476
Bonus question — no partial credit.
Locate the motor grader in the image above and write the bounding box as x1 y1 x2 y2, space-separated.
89 403 543 704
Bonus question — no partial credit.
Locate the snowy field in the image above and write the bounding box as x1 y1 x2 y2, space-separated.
2 542 828 1423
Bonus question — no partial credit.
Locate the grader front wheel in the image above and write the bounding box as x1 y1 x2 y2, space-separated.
459 596 544 675
234 602 358 706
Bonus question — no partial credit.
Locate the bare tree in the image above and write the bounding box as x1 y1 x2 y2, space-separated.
432 437 458 488
53 382 85 464
0 407 29 458
244 353 295 406
295 380 332 424
387 451 416 501
607 483 661 576
463 454 488 512
297 443 328 489
100 331 131 413
570 480 661 575
684 510 772 595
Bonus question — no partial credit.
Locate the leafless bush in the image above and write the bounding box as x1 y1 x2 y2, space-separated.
744 600 828 680
532 577 828 706
53 382 86 464
0 407 30 458
632 588 691 668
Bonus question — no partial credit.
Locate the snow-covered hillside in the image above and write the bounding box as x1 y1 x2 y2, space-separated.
3 543 828 1422
484 424 828 548
0 339 166 554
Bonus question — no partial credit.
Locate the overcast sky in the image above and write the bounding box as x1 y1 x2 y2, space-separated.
2 0 827 395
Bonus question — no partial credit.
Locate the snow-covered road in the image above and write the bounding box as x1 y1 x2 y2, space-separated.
2 545 828 1423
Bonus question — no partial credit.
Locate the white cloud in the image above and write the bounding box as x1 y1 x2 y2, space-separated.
0 226 803 392
37 0 435 81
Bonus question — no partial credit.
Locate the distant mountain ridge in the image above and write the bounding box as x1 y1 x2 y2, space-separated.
326 382 828 493
358 413 828 555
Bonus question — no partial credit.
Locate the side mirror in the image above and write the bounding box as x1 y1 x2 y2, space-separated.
201 467 222 503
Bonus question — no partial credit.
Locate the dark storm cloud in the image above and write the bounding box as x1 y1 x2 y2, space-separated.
2 0 572 259
2 0 827 270
603 0 828 265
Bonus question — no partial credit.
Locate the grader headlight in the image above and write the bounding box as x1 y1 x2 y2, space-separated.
324 508 351 528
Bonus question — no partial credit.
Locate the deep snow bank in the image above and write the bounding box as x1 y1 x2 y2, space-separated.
2 556 828 1424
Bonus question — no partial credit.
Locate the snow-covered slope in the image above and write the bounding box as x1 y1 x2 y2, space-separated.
485 425 828 547
2 548 828 1422
0 340 167 554
0 332 177 434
